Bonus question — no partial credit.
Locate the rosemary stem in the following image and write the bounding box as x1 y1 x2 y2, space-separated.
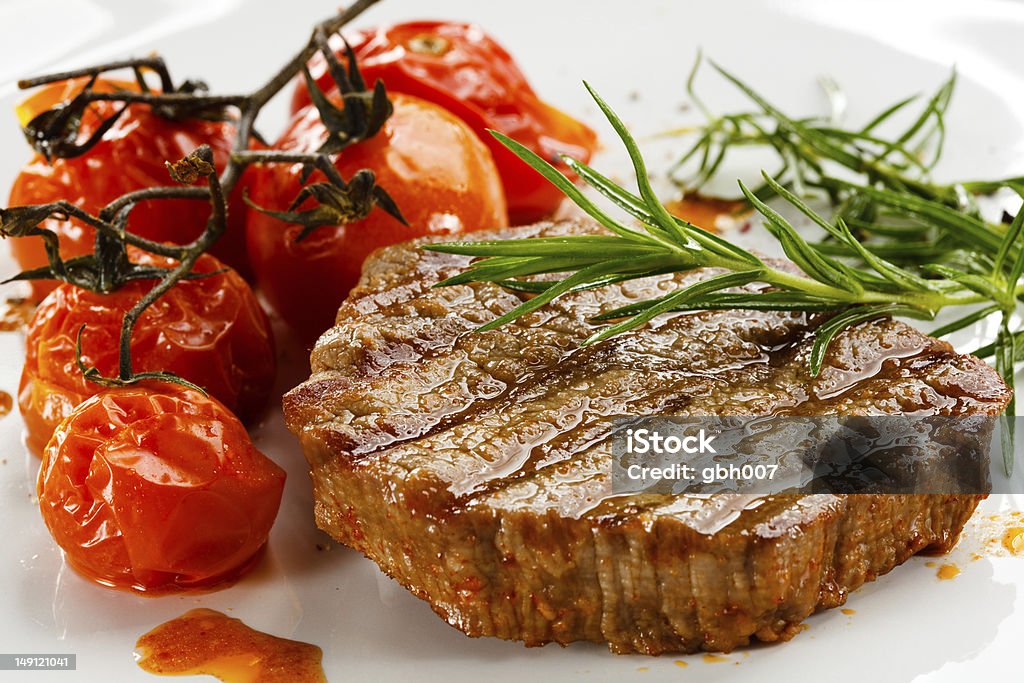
724 260 986 311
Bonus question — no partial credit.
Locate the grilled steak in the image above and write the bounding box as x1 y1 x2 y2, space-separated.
284 221 1011 655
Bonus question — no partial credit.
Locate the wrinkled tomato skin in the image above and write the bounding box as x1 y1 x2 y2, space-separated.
293 21 598 225
37 385 285 593
19 251 274 454
246 92 507 339
9 79 251 301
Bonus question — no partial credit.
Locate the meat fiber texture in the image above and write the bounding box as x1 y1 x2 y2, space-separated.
284 221 1010 654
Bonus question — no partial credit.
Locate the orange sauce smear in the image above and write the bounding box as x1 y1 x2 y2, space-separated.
841 608 856 615
702 654 729 663
0 391 11 418
936 563 960 580
135 609 325 683
665 195 748 232
1003 527 1024 555
0 298 34 331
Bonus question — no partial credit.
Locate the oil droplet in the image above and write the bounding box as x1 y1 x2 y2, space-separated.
135 608 325 683
702 654 729 663
0 391 11 418
0 298 33 331
673 660 688 668
936 563 960 580
1003 527 1024 555
841 608 856 615
637 666 649 672
925 561 936 568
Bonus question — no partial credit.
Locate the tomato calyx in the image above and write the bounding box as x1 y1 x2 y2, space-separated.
238 151 406 242
19 57 243 161
21 75 128 162
238 39 406 242
304 30 393 155
166 148 218 184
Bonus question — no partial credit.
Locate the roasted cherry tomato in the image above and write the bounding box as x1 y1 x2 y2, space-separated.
19 250 274 454
246 92 507 339
9 78 251 300
293 21 598 225
37 385 285 593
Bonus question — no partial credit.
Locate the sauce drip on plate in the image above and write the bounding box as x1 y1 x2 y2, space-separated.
1002 527 1024 555
936 563 960 580
0 391 11 418
135 609 325 683
665 195 748 232
0 298 33 331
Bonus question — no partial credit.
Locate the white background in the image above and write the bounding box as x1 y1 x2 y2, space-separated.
1 1 1023 681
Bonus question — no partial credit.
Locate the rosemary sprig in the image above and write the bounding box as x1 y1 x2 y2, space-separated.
668 58 1024 289
668 58 1024 313
671 54 966 209
425 81 1023 472
669 57 1024 471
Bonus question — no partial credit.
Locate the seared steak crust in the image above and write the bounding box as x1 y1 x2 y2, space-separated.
284 221 1010 654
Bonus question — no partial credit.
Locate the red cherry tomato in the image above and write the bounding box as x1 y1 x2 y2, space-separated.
293 21 598 225
19 250 274 454
37 385 285 593
9 78 251 301
246 92 507 339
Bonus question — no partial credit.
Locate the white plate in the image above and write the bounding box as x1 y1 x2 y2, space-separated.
2 1 1024 681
